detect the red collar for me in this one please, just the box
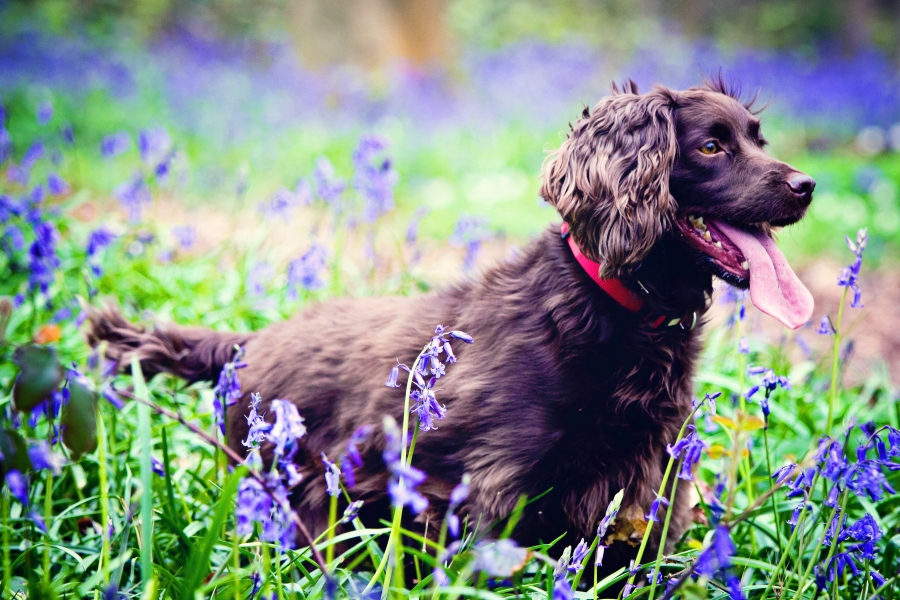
[560,223,695,330]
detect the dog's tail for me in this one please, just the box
[85,305,255,384]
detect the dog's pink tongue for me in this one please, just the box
[713,220,814,329]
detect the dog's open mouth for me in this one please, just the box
[675,214,814,330]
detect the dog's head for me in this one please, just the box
[540,78,814,329]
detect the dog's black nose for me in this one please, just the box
[786,173,816,204]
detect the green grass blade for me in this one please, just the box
[179,465,247,600]
[132,357,154,591]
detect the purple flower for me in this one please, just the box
[472,539,528,577]
[246,262,273,297]
[410,388,446,432]
[172,225,197,250]
[235,478,273,536]
[0,129,10,164]
[387,462,429,514]
[138,128,171,165]
[552,578,574,600]
[695,524,742,599]
[242,392,270,450]
[37,102,53,125]
[847,460,895,502]
[342,500,364,523]
[113,174,151,222]
[667,425,707,480]
[269,399,307,458]
[5,470,28,505]
[385,365,402,388]
[845,513,881,559]
[352,135,398,222]
[101,131,131,158]
[212,347,247,435]
[258,188,297,220]
[151,457,165,477]
[47,172,69,196]
[28,220,60,295]
[817,315,834,335]
[646,492,669,522]
[28,441,62,474]
[838,228,867,308]
[446,474,470,537]
[61,126,74,145]
[771,464,798,485]
[100,381,124,409]
[287,243,327,298]
[322,453,342,497]
[450,217,489,272]
[312,157,346,206]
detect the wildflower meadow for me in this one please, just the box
[2,5,900,600]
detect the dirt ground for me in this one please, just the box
[92,196,899,390]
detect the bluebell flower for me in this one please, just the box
[312,157,346,207]
[258,188,297,220]
[838,228,867,308]
[246,262,273,297]
[61,125,74,145]
[387,462,429,514]
[86,226,117,277]
[100,381,124,409]
[817,315,834,335]
[22,141,45,169]
[646,492,669,522]
[845,513,881,559]
[667,424,708,480]
[738,336,749,355]
[345,424,372,468]
[212,347,247,435]
[287,243,327,299]
[321,453,342,497]
[772,463,799,485]
[138,128,171,165]
[235,478,273,536]
[28,441,62,474]
[352,135,398,222]
[385,365,403,388]
[269,399,307,459]
[1,225,24,256]
[446,474,470,537]
[695,525,743,599]
[450,217,489,272]
[552,578,574,600]
[471,538,529,577]
[37,102,53,125]
[242,392,270,450]
[342,500,364,523]
[871,569,886,588]
[5,470,28,505]
[0,128,10,164]
[47,172,69,196]
[847,460,895,502]
[114,174,151,222]
[172,225,196,250]
[28,220,60,295]
[101,131,131,158]
[151,457,165,477]
[822,508,845,546]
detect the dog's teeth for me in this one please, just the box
[714,241,723,249]
[741,260,750,269]
[702,230,712,242]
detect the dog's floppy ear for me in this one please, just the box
[541,85,679,279]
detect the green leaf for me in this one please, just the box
[178,465,247,600]
[0,427,32,477]
[12,345,63,412]
[62,379,98,460]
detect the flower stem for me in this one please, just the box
[764,427,783,555]
[2,488,9,597]
[42,472,53,587]
[97,410,111,586]
[326,493,338,565]
[648,460,682,600]
[826,287,848,432]
[626,404,703,590]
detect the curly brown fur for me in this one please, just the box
[87,79,815,582]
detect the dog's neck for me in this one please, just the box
[624,234,714,320]
[560,224,713,326]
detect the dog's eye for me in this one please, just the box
[699,141,720,155]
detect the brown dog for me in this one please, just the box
[88,77,815,577]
